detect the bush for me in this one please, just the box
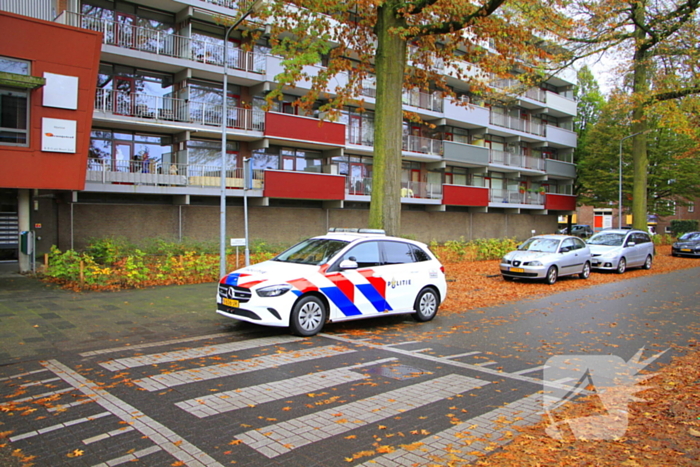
[430,237,518,262]
[670,220,698,237]
[652,234,674,246]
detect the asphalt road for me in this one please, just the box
[1,267,698,466]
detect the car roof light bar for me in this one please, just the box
[328,228,386,235]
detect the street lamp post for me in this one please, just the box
[219,0,264,279]
[618,132,644,229]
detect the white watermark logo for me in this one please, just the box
[543,347,668,440]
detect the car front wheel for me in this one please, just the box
[580,261,591,279]
[545,266,558,285]
[643,255,653,270]
[616,257,627,274]
[412,287,439,322]
[290,295,326,337]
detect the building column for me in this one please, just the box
[18,189,31,273]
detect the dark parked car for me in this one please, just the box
[558,225,594,238]
[672,231,700,257]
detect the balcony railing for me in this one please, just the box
[86,159,264,188]
[346,177,372,196]
[60,11,265,73]
[402,181,443,200]
[94,89,265,131]
[490,112,545,136]
[490,189,544,205]
[491,78,546,103]
[403,89,443,112]
[403,135,443,155]
[346,131,374,147]
[489,150,545,171]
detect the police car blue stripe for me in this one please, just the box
[356,283,390,312]
[223,274,241,286]
[320,287,362,317]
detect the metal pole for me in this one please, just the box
[219,1,262,277]
[244,158,250,266]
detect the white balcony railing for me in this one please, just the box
[401,181,443,200]
[403,89,443,112]
[60,11,265,74]
[489,150,545,171]
[86,160,264,189]
[490,112,545,136]
[94,89,265,131]
[403,135,443,155]
[490,189,544,205]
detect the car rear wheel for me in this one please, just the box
[545,266,558,285]
[290,295,326,337]
[580,261,591,279]
[412,287,439,322]
[643,255,653,270]
[616,257,627,274]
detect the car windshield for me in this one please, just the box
[679,232,700,241]
[588,233,625,246]
[273,238,350,265]
[518,238,560,253]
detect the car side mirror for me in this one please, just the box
[560,246,571,253]
[626,241,636,247]
[339,259,358,270]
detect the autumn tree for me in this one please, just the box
[565,0,700,230]
[572,65,605,196]
[254,0,570,236]
[578,92,700,216]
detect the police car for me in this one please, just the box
[217,229,447,336]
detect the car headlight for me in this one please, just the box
[256,284,292,297]
[501,257,511,264]
[525,261,543,266]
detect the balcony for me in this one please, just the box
[545,158,576,179]
[86,159,264,189]
[403,135,443,156]
[490,112,545,137]
[443,141,489,165]
[489,150,545,172]
[491,78,546,103]
[265,112,345,146]
[402,181,442,200]
[443,99,490,127]
[402,89,443,112]
[94,89,265,131]
[490,189,544,206]
[263,170,345,200]
[59,11,265,74]
[545,125,577,148]
[442,185,489,207]
[545,193,577,211]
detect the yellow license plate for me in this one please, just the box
[222,298,239,308]
[682,248,691,252]
[510,267,524,273]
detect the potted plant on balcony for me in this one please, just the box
[518,185,526,194]
[538,186,546,195]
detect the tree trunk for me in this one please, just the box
[631,0,649,231]
[369,3,406,237]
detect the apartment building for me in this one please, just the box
[1,0,578,259]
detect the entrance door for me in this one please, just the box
[114,142,133,172]
[114,77,135,116]
[116,13,136,49]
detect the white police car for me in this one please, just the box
[217,229,447,336]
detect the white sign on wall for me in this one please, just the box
[41,118,77,153]
[43,72,79,110]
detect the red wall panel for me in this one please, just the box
[545,194,577,211]
[0,12,102,191]
[265,112,345,146]
[442,185,489,207]
[263,170,345,200]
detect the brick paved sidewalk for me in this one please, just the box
[0,262,225,365]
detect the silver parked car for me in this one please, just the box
[500,235,591,285]
[587,229,654,273]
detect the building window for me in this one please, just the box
[689,202,695,213]
[0,88,28,146]
[0,56,29,75]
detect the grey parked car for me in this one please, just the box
[500,235,591,285]
[587,229,654,273]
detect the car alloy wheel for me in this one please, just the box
[290,295,326,337]
[643,255,653,270]
[580,261,591,279]
[545,266,558,285]
[616,257,627,274]
[412,287,439,322]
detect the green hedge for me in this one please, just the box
[670,220,698,237]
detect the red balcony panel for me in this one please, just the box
[263,170,345,200]
[265,112,345,146]
[545,193,577,211]
[442,185,489,207]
